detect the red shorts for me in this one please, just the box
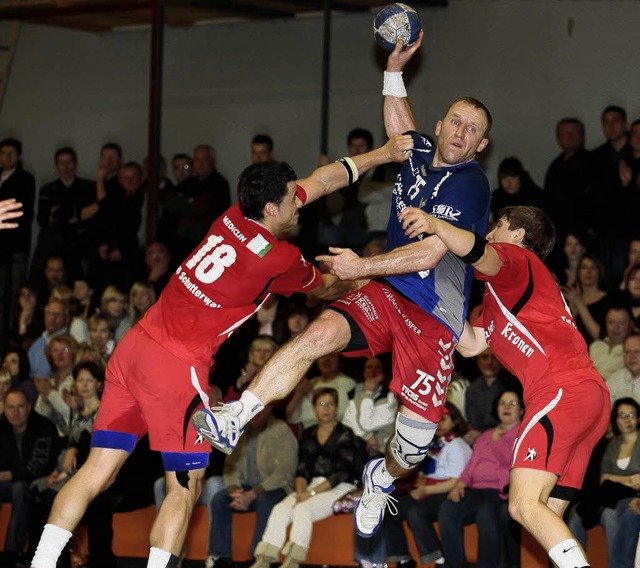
[329,281,454,423]
[511,379,610,494]
[94,325,212,456]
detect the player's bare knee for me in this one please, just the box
[298,312,350,355]
[508,496,531,525]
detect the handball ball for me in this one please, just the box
[373,3,422,52]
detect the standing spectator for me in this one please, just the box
[27,299,70,379]
[170,153,192,186]
[0,138,35,351]
[589,306,634,381]
[0,389,59,568]
[250,388,359,568]
[463,349,505,446]
[438,390,524,568]
[607,333,640,404]
[491,157,543,222]
[33,256,67,315]
[10,283,43,351]
[587,106,633,284]
[144,241,173,296]
[543,118,589,251]
[31,147,93,282]
[207,404,297,568]
[161,144,230,262]
[250,134,275,164]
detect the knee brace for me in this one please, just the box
[389,413,437,469]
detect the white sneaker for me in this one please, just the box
[204,555,215,568]
[354,458,398,537]
[192,402,244,455]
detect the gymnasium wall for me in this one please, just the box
[1,0,638,204]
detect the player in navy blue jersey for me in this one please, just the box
[193,32,492,540]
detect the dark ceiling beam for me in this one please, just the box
[165,0,295,20]
[0,1,152,21]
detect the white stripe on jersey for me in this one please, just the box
[486,283,546,355]
[511,388,563,468]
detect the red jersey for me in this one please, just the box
[475,243,604,402]
[139,203,321,365]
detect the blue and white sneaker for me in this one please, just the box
[354,458,398,537]
[191,402,244,455]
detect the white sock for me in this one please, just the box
[31,524,73,568]
[371,459,396,487]
[548,539,589,568]
[237,390,264,428]
[148,547,172,568]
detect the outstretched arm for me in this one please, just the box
[308,272,368,301]
[384,31,423,137]
[297,134,413,205]
[0,199,23,229]
[400,207,502,276]
[456,322,488,357]
[317,236,448,281]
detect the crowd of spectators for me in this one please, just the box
[1,103,640,567]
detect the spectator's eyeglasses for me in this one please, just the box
[499,400,519,407]
[617,412,638,420]
[316,401,336,407]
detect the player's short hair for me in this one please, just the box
[601,105,626,122]
[499,206,555,261]
[347,128,374,150]
[251,134,274,151]
[446,97,493,136]
[55,146,77,163]
[237,160,297,221]
[556,117,585,137]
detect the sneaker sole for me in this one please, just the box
[191,409,236,455]
[353,459,384,538]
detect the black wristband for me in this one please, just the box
[456,233,488,264]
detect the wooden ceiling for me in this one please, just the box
[0,0,448,33]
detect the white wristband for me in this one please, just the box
[383,71,407,97]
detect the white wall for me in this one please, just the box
[2,0,639,200]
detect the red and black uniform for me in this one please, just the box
[94,203,321,469]
[476,243,609,497]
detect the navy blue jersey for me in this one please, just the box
[385,132,491,339]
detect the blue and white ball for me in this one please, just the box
[373,3,422,52]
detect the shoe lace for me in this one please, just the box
[364,486,398,517]
[210,403,242,438]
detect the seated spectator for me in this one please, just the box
[28,362,106,563]
[0,389,59,568]
[610,496,640,568]
[49,285,89,344]
[33,256,67,313]
[619,238,640,291]
[72,278,96,321]
[74,341,107,368]
[491,157,544,222]
[224,335,278,402]
[568,397,640,563]
[251,388,359,568]
[28,298,70,379]
[608,333,640,404]
[144,242,172,296]
[463,348,505,446]
[286,354,355,430]
[10,283,42,352]
[548,232,587,287]
[0,369,11,414]
[87,313,115,362]
[342,356,397,457]
[33,334,79,439]
[438,389,524,568]
[589,306,633,381]
[562,253,612,344]
[622,264,640,331]
[207,403,297,568]
[98,285,127,331]
[115,281,156,343]
[384,402,471,568]
[1,343,35,404]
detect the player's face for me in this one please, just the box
[486,217,520,246]
[616,403,638,434]
[434,102,489,167]
[274,182,300,234]
[624,337,640,376]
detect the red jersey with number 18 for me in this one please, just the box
[139,203,321,365]
[475,243,605,402]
